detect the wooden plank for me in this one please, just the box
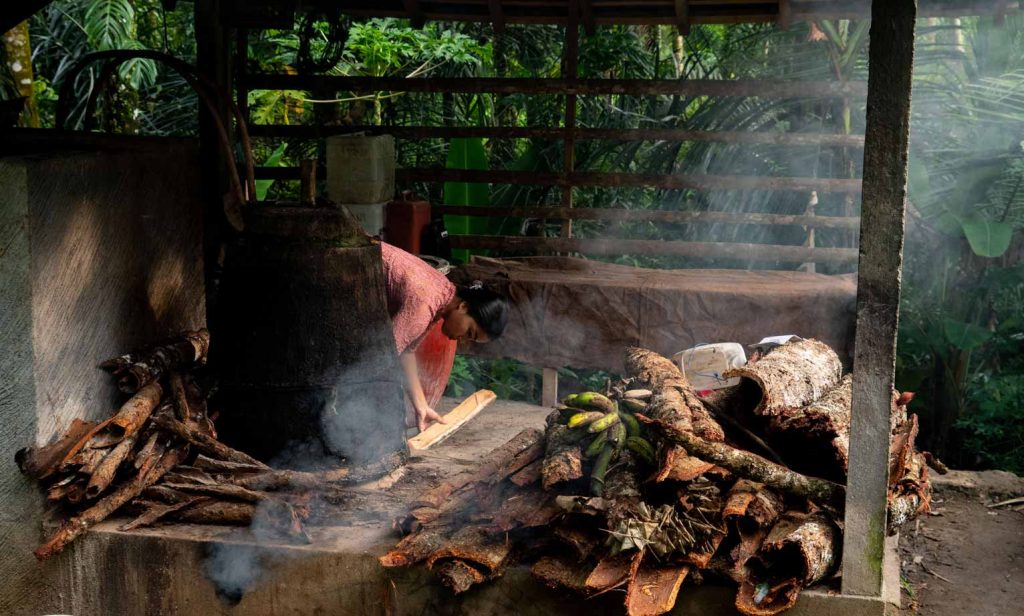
[542,369,559,408]
[248,124,866,147]
[488,0,505,32]
[842,0,917,598]
[674,0,691,35]
[433,205,861,229]
[562,1,580,238]
[408,390,497,451]
[243,74,869,98]
[449,235,859,263]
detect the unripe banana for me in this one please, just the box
[567,411,604,429]
[590,445,614,497]
[584,431,609,459]
[620,398,647,414]
[572,392,617,414]
[609,423,627,451]
[625,437,657,466]
[587,412,621,433]
[618,412,641,438]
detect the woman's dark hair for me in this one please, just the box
[456,283,509,340]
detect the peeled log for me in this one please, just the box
[735,512,839,616]
[723,339,842,417]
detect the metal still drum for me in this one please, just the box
[210,205,407,467]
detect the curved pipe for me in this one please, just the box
[55,49,256,208]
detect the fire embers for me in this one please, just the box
[383,339,940,616]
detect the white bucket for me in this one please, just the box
[673,343,747,391]
[341,202,388,237]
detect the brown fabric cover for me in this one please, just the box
[451,257,856,373]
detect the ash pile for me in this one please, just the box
[18,330,402,561]
[382,339,940,616]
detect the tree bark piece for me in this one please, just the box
[153,415,267,467]
[735,511,839,616]
[638,415,845,507]
[437,559,488,594]
[625,563,690,616]
[172,500,256,525]
[35,446,189,560]
[100,328,210,393]
[585,553,638,592]
[191,454,267,475]
[722,338,843,417]
[85,434,138,498]
[108,382,164,440]
[120,496,209,531]
[541,425,584,491]
[162,482,267,503]
[425,526,512,574]
[16,419,97,480]
[531,555,591,593]
[379,528,449,568]
[231,450,405,491]
[721,480,784,581]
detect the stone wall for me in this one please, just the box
[0,134,206,615]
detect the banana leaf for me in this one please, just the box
[443,137,490,264]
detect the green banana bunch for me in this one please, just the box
[562,392,617,414]
[583,431,609,459]
[618,411,641,438]
[620,398,647,414]
[587,412,620,433]
[590,445,614,496]
[625,436,657,466]
[567,411,604,429]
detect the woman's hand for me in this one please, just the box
[414,402,447,432]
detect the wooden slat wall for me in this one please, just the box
[234,16,869,265]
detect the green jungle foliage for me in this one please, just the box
[12,5,1023,471]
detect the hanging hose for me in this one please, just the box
[55,49,257,226]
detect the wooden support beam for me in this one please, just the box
[562,0,580,238]
[448,235,859,263]
[487,0,505,33]
[408,390,497,451]
[579,0,596,35]
[842,0,918,598]
[243,74,869,98]
[674,0,691,35]
[248,124,866,147]
[403,0,425,28]
[433,204,861,229]
[542,369,559,408]
[778,0,793,30]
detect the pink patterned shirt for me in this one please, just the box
[380,242,456,354]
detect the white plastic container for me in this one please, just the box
[672,343,747,391]
[340,202,388,237]
[326,134,395,204]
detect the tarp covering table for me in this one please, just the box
[450,257,857,374]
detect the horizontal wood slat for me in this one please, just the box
[448,234,859,262]
[434,205,861,229]
[244,74,868,98]
[248,124,865,147]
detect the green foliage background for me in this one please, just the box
[14,5,1023,472]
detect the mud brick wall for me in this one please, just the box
[0,135,206,615]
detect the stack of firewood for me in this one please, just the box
[381,339,939,616]
[18,330,400,560]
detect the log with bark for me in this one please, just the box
[722,338,843,417]
[100,328,210,393]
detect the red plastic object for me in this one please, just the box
[385,190,431,255]
[414,320,457,408]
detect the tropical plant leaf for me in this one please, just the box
[959,217,1014,257]
[443,137,489,263]
[255,142,288,201]
[942,318,993,350]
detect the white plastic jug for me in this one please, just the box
[672,343,747,391]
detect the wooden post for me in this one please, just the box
[542,368,559,407]
[561,1,579,240]
[800,190,818,273]
[842,0,917,598]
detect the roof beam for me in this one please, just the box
[402,0,425,28]
[674,0,691,35]
[487,0,505,33]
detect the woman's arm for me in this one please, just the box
[400,352,447,432]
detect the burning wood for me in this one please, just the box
[384,339,934,616]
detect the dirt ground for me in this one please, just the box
[898,471,1024,615]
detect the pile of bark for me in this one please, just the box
[381,339,939,615]
[18,330,400,560]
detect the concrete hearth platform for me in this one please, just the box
[49,399,899,615]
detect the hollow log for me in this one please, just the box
[721,480,784,580]
[735,511,840,616]
[767,374,851,482]
[35,446,189,560]
[100,328,210,393]
[722,339,843,417]
[85,434,138,498]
